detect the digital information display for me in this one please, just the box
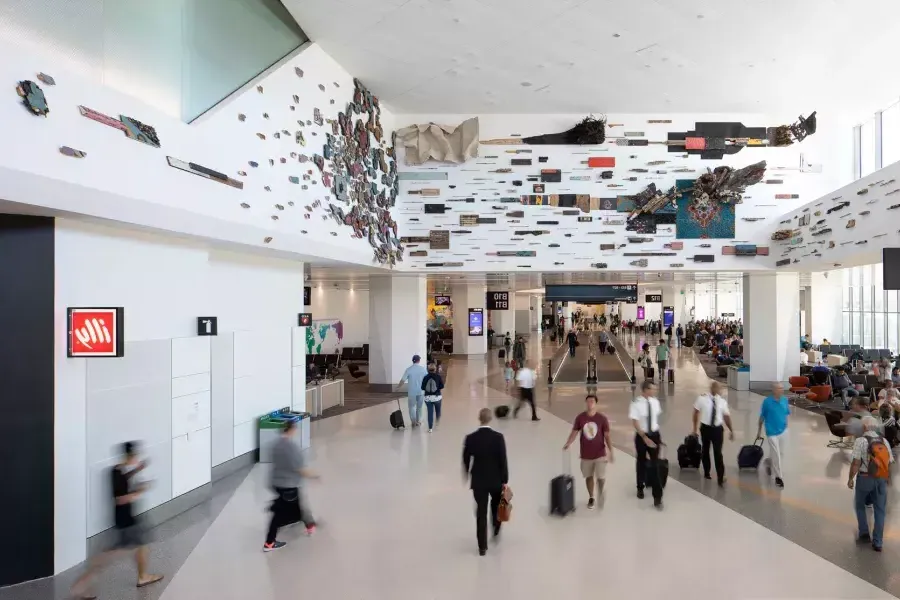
[486,291,510,310]
[544,284,637,303]
[434,295,451,306]
[637,306,645,320]
[663,306,674,327]
[468,308,484,336]
[645,294,662,303]
[304,286,311,306]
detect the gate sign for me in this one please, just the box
[645,294,663,303]
[486,291,510,310]
[67,307,125,357]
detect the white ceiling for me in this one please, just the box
[283,0,900,114]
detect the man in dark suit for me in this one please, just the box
[463,408,509,556]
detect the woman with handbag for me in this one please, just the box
[421,363,444,433]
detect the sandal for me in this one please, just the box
[136,574,164,588]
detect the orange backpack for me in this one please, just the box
[867,436,892,479]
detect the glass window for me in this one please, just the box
[889,290,898,313]
[864,312,873,348]
[852,313,863,345]
[861,118,876,177]
[883,101,900,168]
[843,312,851,344]
[852,286,861,311]
[889,313,899,354]
[875,264,885,311]
[875,312,886,349]
[863,287,873,312]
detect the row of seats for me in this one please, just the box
[820,345,893,362]
[340,345,369,363]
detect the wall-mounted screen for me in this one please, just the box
[468,308,484,336]
[434,295,451,306]
[663,306,674,327]
[884,249,900,290]
[304,286,311,306]
[544,284,637,303]
[637,306,645,320]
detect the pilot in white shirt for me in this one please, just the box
[691,381,734,486]
[629,380,664,508]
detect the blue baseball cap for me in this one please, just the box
[412,355,421,363]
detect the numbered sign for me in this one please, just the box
[486,291,510,310]
[197,317,218,336]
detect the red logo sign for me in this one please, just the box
[68,308,123,357]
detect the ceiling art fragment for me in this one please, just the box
[17,80,48,116]
[394,117,479,165]
[481,115,606,146]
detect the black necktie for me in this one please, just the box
[646,399,652,433]
[710,396,717,427]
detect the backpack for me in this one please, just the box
[424,376,439,395]
[866,435,892,479]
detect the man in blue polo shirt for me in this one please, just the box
[757,382,790,488]
[399,355,427,427]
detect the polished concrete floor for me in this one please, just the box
[6,331,900,599]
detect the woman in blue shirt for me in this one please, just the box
[756,382,790,488]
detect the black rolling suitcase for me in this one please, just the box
[677,435,702,469]
[668,368,674,384]
[494,405,510,419]
[738,437,765,469]
[498,348,506,359]
[389,398,405,430]
[550,453,575,516]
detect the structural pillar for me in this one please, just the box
[743,273,800,390]
[452,283,488,356]
[809,271,843,344]
[491,289,515,347]
[530,295,543,331]
[368,275,427,390]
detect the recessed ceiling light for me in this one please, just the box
[520,81,532,87]
[612,33,621,38]
[697,14,704,18]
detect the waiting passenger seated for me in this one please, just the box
[833,369,859,409]
[880,403,899,448]
[810,361,831,386]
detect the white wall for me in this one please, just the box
[0,39,394,267]
[392,112,844,273]
[309,287,370,348]
[54,219,304,572]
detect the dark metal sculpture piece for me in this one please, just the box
[17,80,48,116]
[166,156,243,189]
[59,146,86,158]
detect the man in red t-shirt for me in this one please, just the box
[563,394,614,509]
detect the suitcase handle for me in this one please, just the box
[562,450,572,475]
[754,436,764,446]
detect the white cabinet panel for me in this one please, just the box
[233,420,256,457]
[172,428,211,498]
[171,336,211,378]
[171,390,211,438]
[171,372,210,398]
[291,326,306,366]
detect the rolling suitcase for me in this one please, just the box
[677,435,702,469]
[649,444,669,489]
[668,368,675,384]
[550,453,575,516]
[389,398,405,430]
[738,437,765,469]
[494,405,510,419]
[498,348,506,359]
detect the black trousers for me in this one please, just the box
[266,487,314,544]
[634,431,663,501]
[515,387,537,419]
[700,424,725,483]
[473,488,502,551]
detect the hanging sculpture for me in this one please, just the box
[481,114,607,145]
[17,80,49,116]
[393,117,479,165]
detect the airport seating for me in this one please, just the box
[789,376,810,399]
[806,385,832,403]
[824,410,853,449]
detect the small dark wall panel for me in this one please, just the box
[0,215,55,586]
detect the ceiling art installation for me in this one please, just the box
[394,117,479,165]
[35,72,55,86]
[78,106,160,148]
[666,113,816,160]
[16,80,49,116]
[59,146,86,158]
[481,115,607,146]
[167,157,243,189]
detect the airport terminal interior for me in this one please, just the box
[6,1,900,599]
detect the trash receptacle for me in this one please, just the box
[282,410,311,450]
[258,412,299,463]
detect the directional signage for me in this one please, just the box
[486,291,510,310]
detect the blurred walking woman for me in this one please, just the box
[422,362,445,432]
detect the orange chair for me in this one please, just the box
[806,385,832,403]
[789,376,810,399]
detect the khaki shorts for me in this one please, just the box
[580,458,608,479]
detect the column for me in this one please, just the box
[530,295,543,330]
[452,283,488,356]
[809,271,843,344]
[368,275,427,390]
[743,273,800,389]
[491,290,516,348]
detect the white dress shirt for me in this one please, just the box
[629,395,662,432]
[516,367,535,389]
[693,393,730,427]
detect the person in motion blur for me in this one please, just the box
[563,394,614,509]
[848,415,892,552]
[399,354,427,427]
[692,381,734,486]
[263,419,319,551]
[463,408,509,556]
[421,362,445,433]
[757,382,790,489]
[70,441,164,599]
[514,361,540,421]
[566,329,578,357]
[630,380,664,509]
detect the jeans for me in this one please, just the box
[569,342,576,357]
[855,476,888,547]
[700,424,725,483]
[635,431,663,502]
[408,394,424,424]
[425,399,442,429]
[840,387,860,407]
[676,336,683,347]
[472,488,502,552]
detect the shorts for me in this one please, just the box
[115,522,149,549]
[580,457,608,479]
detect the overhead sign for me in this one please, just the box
[645,294,662,303]
[304,286,311,306]
[486,291,510,310]
[197,317,218,336]
[544,284,637,304]
[721,312,736,317]
[434,295,451,306]
[67,307,125,358]
[298,313,312,326]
